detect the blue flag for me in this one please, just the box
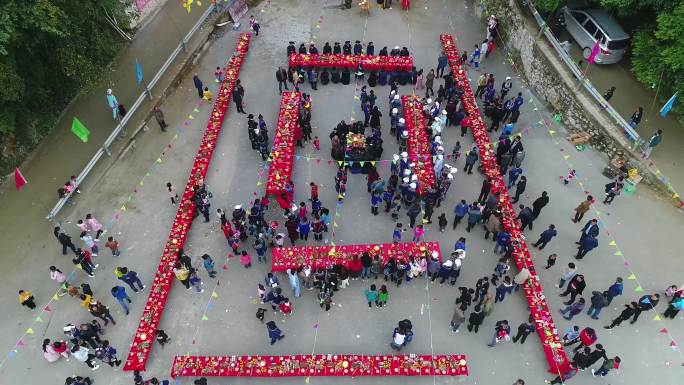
[135,59,143,86]
[660,93,677,117]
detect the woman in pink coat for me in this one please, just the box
[85,213,104,239]
[42,339,68,362]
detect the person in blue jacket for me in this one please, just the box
[575,236,598,259]
[266,321,285,345]
[452,200,469,229]
[494,231,511,254]
[605,277,623,305]
[533,224,557,250]
[110,286,131,315]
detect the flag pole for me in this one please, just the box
[648,68,666,117]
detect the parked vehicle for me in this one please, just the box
[561,7,630,64]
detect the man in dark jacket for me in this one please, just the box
[533,224,557,249]
[478,177,492,203]
[512,315,535,344]
[275,67,288,93]
[604,302,637,329]
[232,79,246,114]
[516,204,534,231]
[576,236,598,259]
[584,344,608,368]
[192,74,203,98]
[572,346,592,369]
[630,294,660,324]
[531,191,549,219]
[578,219,599,244]
[587,291,609,319]
[467,305,485,333]
[560,274,586,305]
[58,231,78,255]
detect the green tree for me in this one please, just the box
[630,1,684,119]
[0,0,131,171]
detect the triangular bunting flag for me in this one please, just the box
[660,327,668,333]
[371,161,376,166]
[222,264,228,270]
[193,108,200,113]
[35,316,43,323]
[614,250,623,256]
[335,212,340,217]
[14,168,28,190]
[359,161,365,167]
[201,315,209,321]
[338,161,343,166]
[52,294,59,300]
[256,181,262,186]
[651,314,660,320]
[548,130,556,135]
[211,291,218,298]
[627,274,636,280]
[634,286,643,292]
[670,340,676,346]
[609,240,616,246]
[188,115,195,120]
[333,222,338,227]
[563,155,570,160]
[121,205,127,212]
[26,328,34,334]
[44,306,52,312]
[16,339,24,347]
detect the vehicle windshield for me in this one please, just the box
[607,38,629,50]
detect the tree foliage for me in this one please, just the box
[0,0,131,168]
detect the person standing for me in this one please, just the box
[605,277,623,305]
[436,52,448,78]
[512,316,535,344]
[603,86,616,102]
[450,305,466,333]
[202,254,217,278]
[587,291,609,319]
[531,191,549,219]
[465,202,482,232]
[467,305,485,333]
[275,67,288,93]
[560,298,586,320]
[192,74,204,98]
[287,269,301,298]
[630,293,660,324]
[154,107,168,131]
[364,284,379,308]
[573,196,593,223]
[592,356,620,377]
[174,263,191,290]
[71,345,99,370]
[487,319,511,347]
[105,89,118,120]
[544,363,578,384]
[604,302,637,329]
[425,69,435,97]
[578,219,599,244]
[232,79,246,114]
[641,129,663,159]
[533,224,557,249]
[511,176,526,204]
[560,274,586,305]
[19,290,36,310]
[629,106,643,128]
[516,204,533,231]
[575,235,598,259]
[266,321,285,345]
[57,229,78,255]
[120,267,145,293]
[110,286,132,315]
[105,237,120,257]
[603,178,624,205]
[557,262,577,288]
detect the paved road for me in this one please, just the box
[0,1,682,385]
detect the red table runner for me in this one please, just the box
[439,34,570,374]
[401,96,437,195]
[122,33,251,372]
[265,91,300,196]
[170,354,468,377]
[271,242,441,272]
[289,53,413,71]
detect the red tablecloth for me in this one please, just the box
[289,54,413,71]
[440,33,570,375]
[271,242,441,272]
[122,33,252,372]
[265,91,301,196]
[171,354,468,377]
[401,96,437,195]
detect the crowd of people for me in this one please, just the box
[22,11,682,385]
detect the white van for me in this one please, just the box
[562,7,630,64]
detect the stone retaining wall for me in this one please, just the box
[472,0,665,192]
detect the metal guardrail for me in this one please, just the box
[47,4,216,221]
[522,2,642,146]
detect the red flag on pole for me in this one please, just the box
[14,168,27,190]
[587,41,600,64]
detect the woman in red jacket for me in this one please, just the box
[348,255,363,280]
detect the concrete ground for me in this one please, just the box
[1,1,682,385]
